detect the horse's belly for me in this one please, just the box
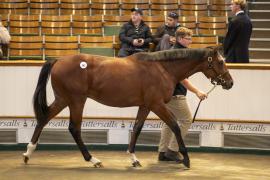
[89,93,142,107]
[88,86,143,107]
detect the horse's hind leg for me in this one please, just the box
[68,100,103,168]
[128,106,150,167]
[23,99,66,164]
[150,103,190,169]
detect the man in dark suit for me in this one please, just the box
[223,0,252,63]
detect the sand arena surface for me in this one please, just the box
[0,151,269,180]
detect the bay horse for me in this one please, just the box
[23,46,233,169]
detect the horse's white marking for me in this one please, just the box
[130,153,139,162]
[90,156,101,164]
[80,62,87,69]
[23,142,37,157]
[127,150,139,163]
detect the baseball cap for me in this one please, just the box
[168,12,179,19]
[131,8,143,15]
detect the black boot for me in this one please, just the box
[158,152,173,161]
[164,149,183,163]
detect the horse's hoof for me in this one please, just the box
[132,160,142,167]
[183,158,190,170]
[94,162,104,168]
[23,155,29,164]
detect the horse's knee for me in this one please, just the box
[68,123,78,134]
[133,122,144,133]
[68,124,73,133]
[36,122,47,129]
[171,123,181,135]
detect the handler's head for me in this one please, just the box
[175,27,193,48]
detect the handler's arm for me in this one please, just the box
[181,79,207,100]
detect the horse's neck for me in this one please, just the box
[160,59,202,82]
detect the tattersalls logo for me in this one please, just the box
[0,120,20,127]
[190,123,216,131]
[226,124,266,133]
[30,119,119,129]
[129,121,163,129]
[81,120,118,128]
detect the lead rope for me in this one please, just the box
[192,84,217,123]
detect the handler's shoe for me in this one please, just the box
[158,152,172,161]
[164,149,183,163]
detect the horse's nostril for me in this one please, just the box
[228,81,233,88]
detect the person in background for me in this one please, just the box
[158,27,208,162]
[153,12,180,51]
[0,18,11,60]
[223,0,252,63]
[118,8,153,57]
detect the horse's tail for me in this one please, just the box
[33,60,56,124]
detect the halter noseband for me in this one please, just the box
[207,56,229,85]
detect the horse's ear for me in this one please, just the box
[206,45,221,52]
[204,46,217,58]
[207,45,224,56]
[216,45,223,51]
[206,46,215,50]
[214,45,225,57]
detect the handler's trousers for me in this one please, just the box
[158,95,192,152]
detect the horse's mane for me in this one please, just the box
[135,48,211,62]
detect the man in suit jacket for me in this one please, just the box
[223,0,252,63]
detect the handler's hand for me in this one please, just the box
[196,90,207,100]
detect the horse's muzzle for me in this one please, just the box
[222,80,233,90]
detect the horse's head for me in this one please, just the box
[201,46,233,90]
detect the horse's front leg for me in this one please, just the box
[151,103,190,169]
[128,106,150,167]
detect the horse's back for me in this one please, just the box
[50,53,174,107]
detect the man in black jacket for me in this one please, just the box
[118,8,153,57]
[153,12,180,51]
[223,0,252,63]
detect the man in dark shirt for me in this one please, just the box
[118,8,153,57]
[223,0,252,63]
[153,12,180,51]
[158,27,207,162]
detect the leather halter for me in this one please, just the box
[207,56,229,85]
[193,55,229,123]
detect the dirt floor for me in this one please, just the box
[0,151,269,180]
